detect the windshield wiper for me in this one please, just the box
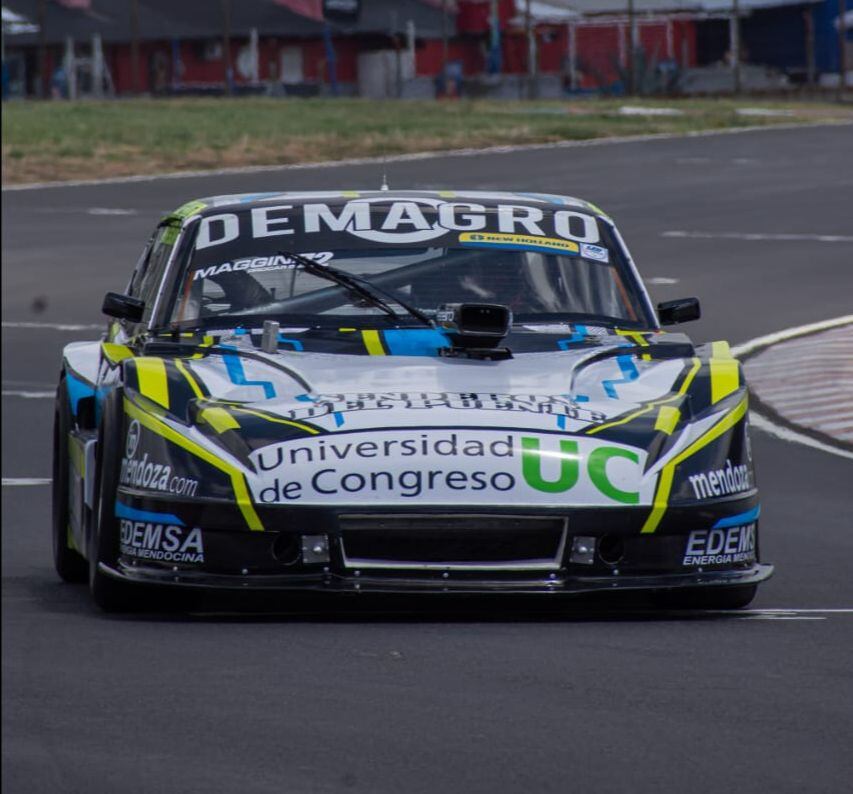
[279,251,433,327]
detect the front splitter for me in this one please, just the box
[101,561,773,595]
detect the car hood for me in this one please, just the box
[184,344,689,435]
[164,344,702,509]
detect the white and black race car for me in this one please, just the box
[53,190,771,610]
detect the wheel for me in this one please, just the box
[52,377,88,583]
[89,388,139,612]
[655,584,757,610]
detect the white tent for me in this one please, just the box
[2,6,39,35]
[543,0,822,15]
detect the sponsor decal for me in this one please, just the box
[195,200,601,250]
[458,232,581,256]
[121,422,199,497]
[192,252,333,281]
[280,392,607,425]
[119,520,205,564]
[688,459,752,500]
[580,243,609,262]
[682,524,756,567]
[249,429,649,506]
[125,419,140,458]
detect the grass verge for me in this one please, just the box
[2,96,851,185]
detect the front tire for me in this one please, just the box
[52,377,88,583]
[89,388,139,612]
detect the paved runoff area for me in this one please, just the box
[3,124,853,794]
[745,324,853,446]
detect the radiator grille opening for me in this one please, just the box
[339,514,567,571]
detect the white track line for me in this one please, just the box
[2,390,53,398]
[755,609,853,613]
[2,478,51,486]
[663,231,853,242]
[3,121,849,192]
[732,315,853,358]
[733,316,853,460]
[749,404,853,460]
[2,321,103,331]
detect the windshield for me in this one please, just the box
[164,201,652,330]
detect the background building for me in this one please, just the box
[2,0,850,99]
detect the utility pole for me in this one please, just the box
[627,0,636,96]
[130,0,140,94]
[64,35,76,99]
[730,0,741,95]
[92,33,104,98]
[525,0,535,99]
[37,0,47,98]
[222,0,232,95]
[839,0,847,100]
[441,0,448,80]
[804,6,815,88]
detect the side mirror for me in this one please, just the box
[102,292,145,323]
[658,297,701,325]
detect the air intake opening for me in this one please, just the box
[598,534,625,566]
[271,533,301,566]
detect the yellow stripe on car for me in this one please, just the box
[654,405,681,435]
[587,357,700,436]
[640,397,748,534]
[227,405,321,435]
[615,329,649,347]
[124,399,264,532]
[135,358,170,409]
[69,435,86,477]
[616,328,651,360]
[172,199,207,219]
[710,340,740,404]
[67,524,79,552]
[585,201,611,220]
[174,359,205,398]
[199,406,240,434]
[162,226,180,245]
[102,343,134,366]
[190,335,215,360]
[362,330,386,356]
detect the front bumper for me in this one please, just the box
[112,492,769,595]
[99,561,773,594]
[102,559,772,594]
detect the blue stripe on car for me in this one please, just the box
[114,501,184,526]
[712,505,761,529]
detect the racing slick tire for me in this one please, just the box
[654,583,758,610]
[52,377,88,583]
[89,388,139,612]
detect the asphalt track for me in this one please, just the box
[3,124,853,794]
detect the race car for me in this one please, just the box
[53,190,771,610]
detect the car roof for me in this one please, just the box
[165,190,610,223]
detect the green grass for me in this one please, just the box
[2,96,850,184]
